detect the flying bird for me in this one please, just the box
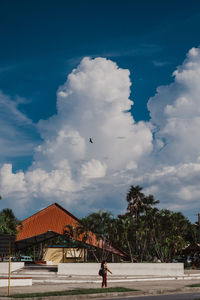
[89,138,93,143]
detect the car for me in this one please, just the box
[3,256,17,262]
[20,255,33,262]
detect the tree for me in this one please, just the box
[0,208,21,235]
[126,185,159,220]
[120,185,160,261]
[115,215,136,262]
[64,211,114,262]
[62,184,196,263]
[147,209,194,262]
[80,211,114,261]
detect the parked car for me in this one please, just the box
[20,255,33,262]
[3,256,17,262]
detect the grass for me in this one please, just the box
[187,283,200,287]
[6,287,137,298]
[186,284,200,300]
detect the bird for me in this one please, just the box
[89,138,93,143]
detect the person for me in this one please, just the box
[101,260,112,288]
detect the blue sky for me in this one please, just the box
[1,0,200,222]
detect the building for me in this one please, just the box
[16,203,129,263]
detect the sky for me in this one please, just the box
[1,0,200,222]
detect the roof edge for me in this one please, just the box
[54,203,80,222]
[16,230,60,242]
[20,202,80,223]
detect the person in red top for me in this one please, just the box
[101,260,112,288]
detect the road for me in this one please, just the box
[98,293,200,300]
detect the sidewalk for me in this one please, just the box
[1,270,200,299]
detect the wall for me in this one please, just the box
[0,277,32,287]
[0,262,24,274]
[58,263,184,276]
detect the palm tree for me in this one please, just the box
[126,185,159,220]
[82,211,114,261]
[65,211,114,262]
[117,216,136,262]
[75,218,100,262]
[63,216,105,262]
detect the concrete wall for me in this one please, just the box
[0,277,32,287]
[58,263,184,276]
[0,262,24,274]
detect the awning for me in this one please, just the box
[15,230,59,250]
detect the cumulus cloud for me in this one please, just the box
[142,46,200,214]
[2,48,200,220]
[148,47,200,166]
[0,57,153,217]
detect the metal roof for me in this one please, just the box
[16,231,59,250]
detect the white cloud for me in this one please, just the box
[135,162,200,213]
[140,46,200,215]
[0,57,153,217]
[148,47,200,166]
[0,164,26,194]
[81,159,107,179]
[2,48,200,220]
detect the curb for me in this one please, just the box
[32,275,200,284]
[0,291,142,300]
[1,289,200,300]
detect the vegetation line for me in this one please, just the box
[5,287,137,298]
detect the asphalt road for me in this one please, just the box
[98,293,200,300]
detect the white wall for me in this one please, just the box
[0,262,24,274]
[0,278,32,287]
[58,263,184,276]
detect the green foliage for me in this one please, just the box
[187,283,200,287]
[83,185,196,263]
[81,211,113,238]
[63,184,196,263]
[0,208,21,235]
[66,211,115,262]
[126,185,159,219]
[145,209,193,262]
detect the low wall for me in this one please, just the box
[0,277,32,287]
[0,262,24,274]
[58,263,184,276]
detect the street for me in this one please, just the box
[99,293,200,300]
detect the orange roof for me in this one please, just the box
[16,203,79,241]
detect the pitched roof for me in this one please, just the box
[16,203,79,241]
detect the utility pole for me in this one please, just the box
[198,213,200,242]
